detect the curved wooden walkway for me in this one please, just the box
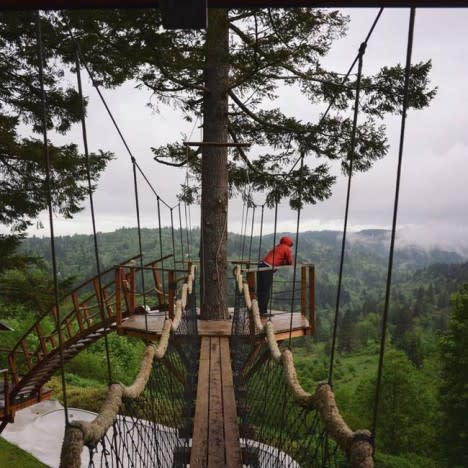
[0,254,176,430]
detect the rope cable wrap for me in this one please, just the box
[59,268,196,468]
[233,268,373,467]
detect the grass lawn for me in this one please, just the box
[0,437,47,467]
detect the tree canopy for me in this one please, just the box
[0,11,113,267]
[44,8,436,206]
[0,8,435,317]
[439,285,468,467]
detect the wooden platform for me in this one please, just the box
[0,387,53,419]
[190,336,241,467]
[117,311,310,341]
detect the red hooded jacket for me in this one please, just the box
[263,236,294,267]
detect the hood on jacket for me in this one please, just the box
[280,236,293,247]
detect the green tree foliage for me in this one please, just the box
[44,8,437,207]
[439,285,468,467]
[2,7,433,317]
[353,349,436,457]
[0,12,113,265]
[0,261,75,316]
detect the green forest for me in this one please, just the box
[0,6,464,465]
[1,227,467,467]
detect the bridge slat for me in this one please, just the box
[220,337,242,467]
[190,337,210,467]
[208,337,225,467]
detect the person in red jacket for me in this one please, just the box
[257,236,294,316]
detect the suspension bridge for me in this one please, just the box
[0,0,459,466]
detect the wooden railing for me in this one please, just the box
[242,263,316,335]
[7,255,139,385]
[6,254,185,386]
[1,254,198,430]
[115,260,194,327]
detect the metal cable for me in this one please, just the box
[268,201,279,320]
[178,204,185,268]
[257,204,265,264]
[156,197,167,319]
[35,10,68,424]
[288,8,384,174]
[247,205,256,268]
[372,7,416,447]
[328,41,366,387]
[132,161,148,331]
[288,153,305,349]
[170,207,176,266]
[75,49,113,383]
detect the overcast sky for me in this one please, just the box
[29,7,468,251]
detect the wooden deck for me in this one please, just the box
[117,311,310,341]
[0,387,53,419]
[190,336,242,467]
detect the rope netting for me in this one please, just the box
[60,268,199,468]
[231,266,373,468]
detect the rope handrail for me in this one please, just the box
[59,266,196,468]
[233,266,373,467]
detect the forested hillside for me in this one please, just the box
[18,227,466,331]
[2,228,467,467]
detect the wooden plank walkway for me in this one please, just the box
[190,336,242,468]
[118,311,310,341]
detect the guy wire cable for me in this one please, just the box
[288,7,384,175]
[372,7,416,449]
[328,37,366,387]
[75,46,113,383]
[288,152,305,350]
[178,204,185,268]
[35,9,69,424]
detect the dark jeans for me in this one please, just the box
[257,262,274,316]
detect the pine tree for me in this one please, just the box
[0,12,113,270]
[1,9,435,318]
[439,286,468,467]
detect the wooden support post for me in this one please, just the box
[102,287,113,319]
[65,318,73,339]
[309,265,316,335]
[35,323,47,356]
[71,293,84,332]
[126,267,136,314]
[2,369,9,420]
[301,265,307,318]
[8,354,18,385]
[21,341,32,369]
[115,267,122,326]
[92,278,102,314]
[247,271,256,300]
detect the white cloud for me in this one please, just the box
[26,8,468,253]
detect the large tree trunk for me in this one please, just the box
[200,9,229,320]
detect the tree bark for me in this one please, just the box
[200,9,229,320]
